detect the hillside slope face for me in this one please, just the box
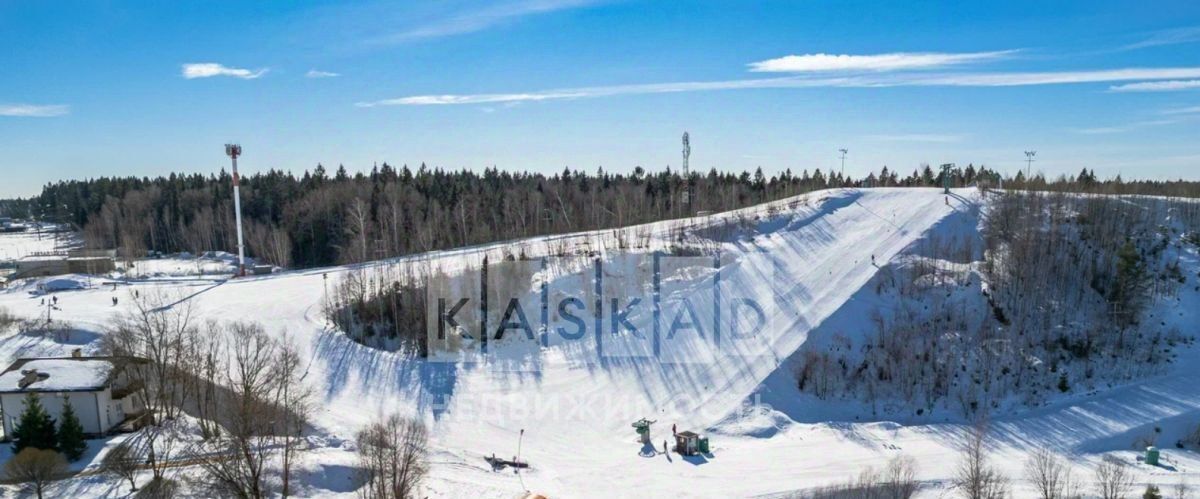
[2,187,1197,498]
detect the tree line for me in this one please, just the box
[0,162,1031,267]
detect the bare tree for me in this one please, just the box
[105,289,197,420]
[1024,447,1073,499]
[135,417,185,482]
[189,321,225,440]
[1175,476,1191,499]
[954,424,1010,499]
[196,322,279,498]
[101,439,143,492]
[355,414,429,499]
[883,454,920,499]
[0,305,17,332]
[799,455,918,499]
[1094,456,1133,499]
[192,322,311,498]
[5,448,67,499]
[276,334,313,498]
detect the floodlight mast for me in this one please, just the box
[225,143,247,277]
[682,132,691,205]
[839,148,848,181]
[1024,150,1037,183]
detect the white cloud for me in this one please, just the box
[0,104,69,117]
[867,133,964,143]
[182,63,268,80]
[748,51,1014,73]
[917,68,1200,87]
[1109,80,1200,92]
[306,69,340,78]
[366,0,605,45]
[360,67,1200,107]
[1162,105,1200,115]
[1123,26,1200,50]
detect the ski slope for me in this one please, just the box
[1,187,1197,498]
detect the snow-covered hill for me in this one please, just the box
[1,187,1197,498]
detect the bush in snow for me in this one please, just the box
[4,447,67,499]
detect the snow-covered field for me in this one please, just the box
[0,230,79,262]
[1,187,1197,498]
[121,251,265,278]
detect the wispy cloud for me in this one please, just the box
[360,67,1200,107]
[1162,105,1200,115]
[1109,80,1200,92]
[306,69,341,78]
[363,0,605,45]
[1073,119,1179,134]
[181,63,268,80]
[0,104,69,117]
[867,133,965,143]
[1123,26,1200,50]
[748,51,1014,73]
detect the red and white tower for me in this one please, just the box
[225,143,247,277]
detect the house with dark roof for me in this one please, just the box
[0,352,149,439]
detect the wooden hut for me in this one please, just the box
[675,431,700,456]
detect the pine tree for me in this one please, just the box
[56,400,87,461]
[1112,238,1149,327]
[10,393,57,453]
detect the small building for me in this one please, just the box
[0,354,149,439]
[675,430,701,456]
[12,249,116,280]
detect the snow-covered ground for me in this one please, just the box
[120,251,265,279]
[0,229,79,261]
[0,187,1197,498]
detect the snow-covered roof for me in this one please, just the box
[0,357,143,393]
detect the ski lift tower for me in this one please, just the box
[681,132,691,206]
[225,143,247,277]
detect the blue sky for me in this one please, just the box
[2,0,1199,198]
